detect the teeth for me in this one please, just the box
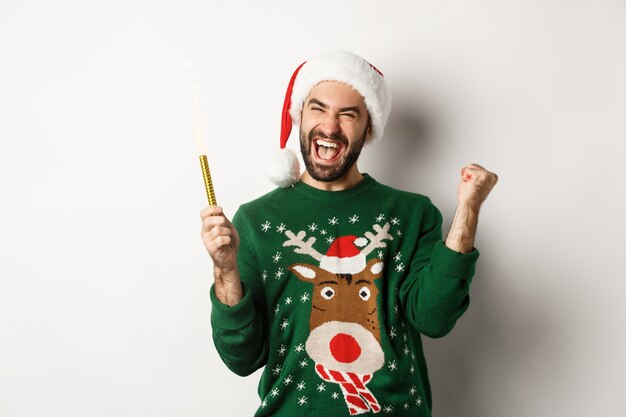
[316,139,338,148]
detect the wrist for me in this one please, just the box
[444,236,475,254]
[457,199,481,213]
[214,264,238,276]
[214,265,240,287]
[213,266,243,306]
[445,203,480,254]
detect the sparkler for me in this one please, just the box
[193,85,217,206]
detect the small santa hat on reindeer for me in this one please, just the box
[267,50,393,188]
[319,235,369,275]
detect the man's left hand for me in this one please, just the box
[457,163,498,208]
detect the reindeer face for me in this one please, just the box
[288,258,385,374]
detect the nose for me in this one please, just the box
[319,113,340,136]
[329,333,361,363]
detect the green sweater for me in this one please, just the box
[210,174,479,416]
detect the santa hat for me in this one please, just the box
[319,235,369,275]
[266,50,392,188]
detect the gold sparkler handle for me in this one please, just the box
[199,155,218,206]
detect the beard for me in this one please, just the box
[299,125,368,183]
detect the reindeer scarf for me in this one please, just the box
[315,364,381,415]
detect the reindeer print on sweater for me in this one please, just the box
[254,210,429,416]
[253,208,430,416]
[285,224,393,415]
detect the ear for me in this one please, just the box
[363,258,384,280]
[288,263,328,283]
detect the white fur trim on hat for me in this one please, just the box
[320,253,367,275]
[289,50,392,144]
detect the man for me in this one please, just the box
[200,50,497,416]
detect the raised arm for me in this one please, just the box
[445,164,498,253]
[399,164,497,338]
[200,206,269,376]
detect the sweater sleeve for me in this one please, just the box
[210,207,269,376]
[398,201,480,338]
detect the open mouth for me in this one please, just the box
[313,138,345,163]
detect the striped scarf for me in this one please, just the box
[315,364,381,415]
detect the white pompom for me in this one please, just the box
[266,148,301,188]
[354,237,368,247]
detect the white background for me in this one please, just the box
[1,1,624,416]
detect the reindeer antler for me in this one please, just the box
[360,223,394,256]
[283,230,323,261]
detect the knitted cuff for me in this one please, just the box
[431,240,480,279]
[210,282,255,331]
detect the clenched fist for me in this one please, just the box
[457,163,498,208]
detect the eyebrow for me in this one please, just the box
[308,98,362,115]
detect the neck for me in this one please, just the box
[300,165,364,191]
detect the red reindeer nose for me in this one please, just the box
[329,333,362,363]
